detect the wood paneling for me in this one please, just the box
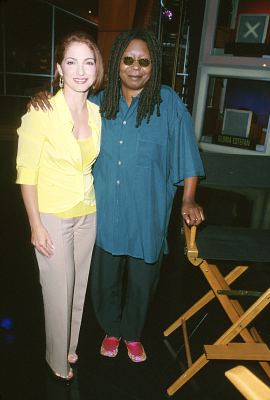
[98,0,137,68]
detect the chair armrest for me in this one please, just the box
[182,220,202,266]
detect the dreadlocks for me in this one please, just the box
[100,28,162,127]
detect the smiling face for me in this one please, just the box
[57,41,97,94]
[119,39,152,98]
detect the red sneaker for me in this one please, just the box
[124,341,147,363]
[100,335,121,358]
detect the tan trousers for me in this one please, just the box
[35,212,96,377]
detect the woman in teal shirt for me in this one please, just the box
[90,28,205,363]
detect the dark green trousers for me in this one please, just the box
[90,245,163,341]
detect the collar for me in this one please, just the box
[51,89,96,128]
[51,89,73,125]
[120,92,140,109]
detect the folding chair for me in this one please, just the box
[164,152,270,397]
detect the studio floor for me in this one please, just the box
[1,141,270,400]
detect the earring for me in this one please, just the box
[59,75,64,88]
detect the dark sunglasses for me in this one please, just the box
[122,56,151,67]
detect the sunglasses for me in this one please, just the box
[122,56,151,67]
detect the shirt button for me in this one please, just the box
[123,121,127,125]
[119,140,123,144]
[116,180,120,184]
[118,161,122,165]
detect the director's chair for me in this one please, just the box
[164,152,270,397]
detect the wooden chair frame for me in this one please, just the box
[225,365,270,400]
[164,221,270,397]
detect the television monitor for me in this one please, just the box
[222,108,253,137]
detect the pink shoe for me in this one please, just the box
[100,335,121,358]
[124,341,147,363]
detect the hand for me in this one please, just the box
[31,224,54,257]
[181,200,205,226]
[27,91,53,112]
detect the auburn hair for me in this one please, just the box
[52,31,104,93]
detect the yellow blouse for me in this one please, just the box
[57,137,96,218]
[16,89,101,213]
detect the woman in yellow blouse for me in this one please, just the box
[16,31,104,380]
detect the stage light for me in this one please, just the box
[162,9,173,21]
[160,0,173,21]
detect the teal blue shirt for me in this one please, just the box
[90,85,204,263]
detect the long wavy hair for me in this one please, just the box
[100,28,162,127]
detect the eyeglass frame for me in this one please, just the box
[121,56,152,68]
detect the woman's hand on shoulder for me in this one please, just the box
[27,91,53,112]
